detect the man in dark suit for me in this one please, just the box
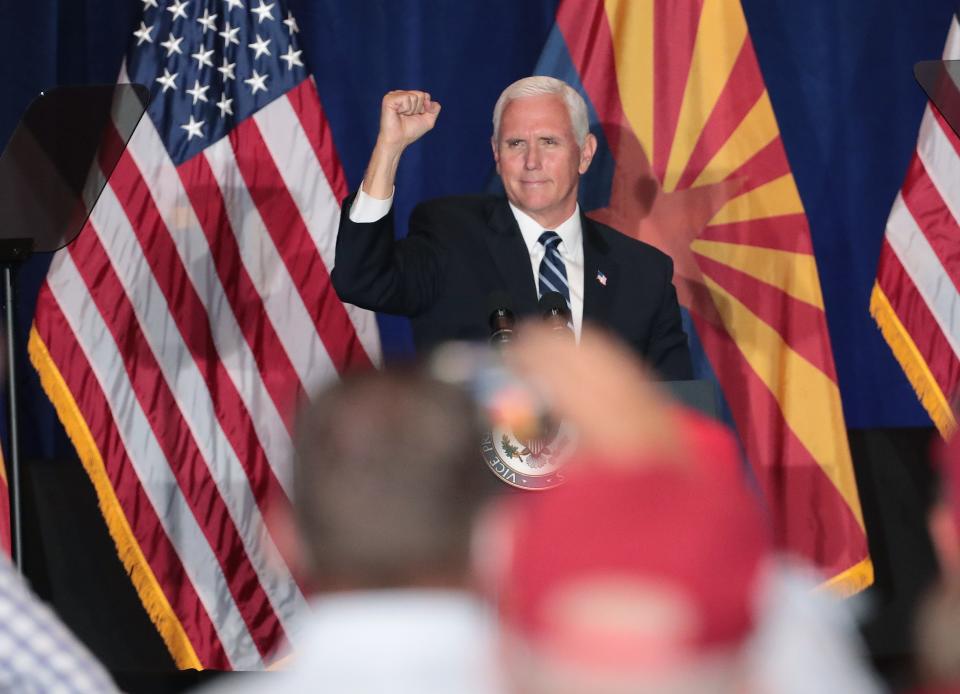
[332,77,692,380]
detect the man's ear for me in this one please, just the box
[579,132,598,174]
[266,495,315,593]
[491,136,501,174]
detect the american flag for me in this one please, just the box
[872,13,960,439]
[28,0,380,669]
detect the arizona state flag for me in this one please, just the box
[537,0,871,592]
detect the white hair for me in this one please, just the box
[492,76,591,146]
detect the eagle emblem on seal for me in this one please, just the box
[481,416,573,491]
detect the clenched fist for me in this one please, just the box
[377,90,442,150]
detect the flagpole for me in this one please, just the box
[0,239,33,571]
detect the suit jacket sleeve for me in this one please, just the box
[647,255,693,381]
[332,192,444,317]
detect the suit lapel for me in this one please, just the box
[484,199,539,316]
[582,213,617,327]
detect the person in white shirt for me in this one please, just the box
[201,365,503,694]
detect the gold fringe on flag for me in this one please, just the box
[869,283,956,439]
[820,557,875,597]
[27,326,203,670]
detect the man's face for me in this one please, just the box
[493,94,597,229]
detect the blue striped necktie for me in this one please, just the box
[537,230,571,309]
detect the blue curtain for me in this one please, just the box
[0,0,953,462]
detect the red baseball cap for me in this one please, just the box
[496,414,770,673]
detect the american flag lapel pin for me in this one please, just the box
[596,270,608,286]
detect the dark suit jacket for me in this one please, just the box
[333,193,693,380]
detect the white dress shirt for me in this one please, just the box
[744,560,884,694]
[508,201,584,338]
[350,187,585,338]
[201,589,501,694]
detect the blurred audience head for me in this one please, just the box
[289,365,496,591]
[915,430,960,688]
[489,453,770,694]
[928,431,960,577]
[453,323,882,694]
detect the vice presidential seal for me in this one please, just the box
[480,418,573,490]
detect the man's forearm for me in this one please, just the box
[361,139,405,200]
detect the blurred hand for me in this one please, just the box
[377,89,441,150]
[505,323,680,463]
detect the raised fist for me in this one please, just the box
[377,90,442,149]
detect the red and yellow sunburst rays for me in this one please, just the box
[558,0,870,591]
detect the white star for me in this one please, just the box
[142,0,159,8]
[244,69,268,94]
[186,79,210,104]
[217,57,236,81]
[283,11,299,35]
[133,21,154,45]
[191,46,215,69]
[219,22,240,46]
[167,0,189,20]
[181,115,205,140]
[160,34,183,56]
[248,34,271,59]
[155,68,178,93]
[196,8,218,33]
[215,94,233,118]
[251,0,274,23]
[279,45,303,70]
[224,0,244,9]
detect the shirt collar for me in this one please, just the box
[299,589,496,668]
[509,202,582,257]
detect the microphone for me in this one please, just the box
[486,291,516,347]
[539,292,574,338]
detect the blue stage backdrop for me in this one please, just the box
[0,0,954,465]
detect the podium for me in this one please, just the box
[916,60,960,138]
[0,84,148,567]
[665,379,720,420]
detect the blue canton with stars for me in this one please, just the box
[128,0,306,165]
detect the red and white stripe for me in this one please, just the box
[878,15,960,408]
[33,73,380,667]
